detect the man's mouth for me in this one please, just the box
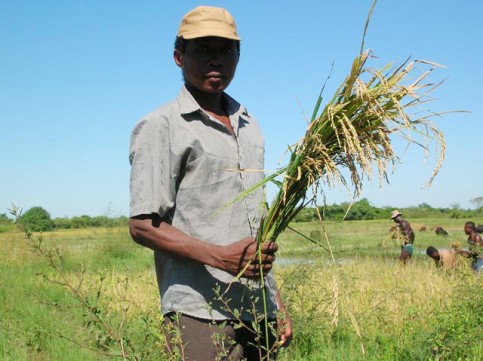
[205,72,224,80]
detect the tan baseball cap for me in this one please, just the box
[177,6,240,40]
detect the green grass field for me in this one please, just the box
[1,219,481,360]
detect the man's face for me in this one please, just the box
[464,224,472,235]
[174,36,239,94]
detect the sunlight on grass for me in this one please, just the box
[1,222,481,360]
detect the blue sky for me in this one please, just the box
[1,1,482,218]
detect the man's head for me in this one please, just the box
[464,221,476,235]
[426,246,440,261]
[390,210,402,223]
[174,6,241,94]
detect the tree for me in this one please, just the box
[70,215,93,228]
[345,198,378,220]
[450,203,461,210]
[470,197,483,210]
[0,213,12,224]
[21,206,54,232]
[293,208,318,222]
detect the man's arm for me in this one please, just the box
[129,214,277,279]
[456,249,479,258]
[474,233,483,246]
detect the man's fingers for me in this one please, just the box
[241,258,276,278]
[238,241,279,278]
[260,241,278,254]
[249,252,275,265]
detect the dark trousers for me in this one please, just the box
[163,313,278,361]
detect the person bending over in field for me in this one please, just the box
[456,221,483,273]
[426,246,457,269]
[390,210,415,264]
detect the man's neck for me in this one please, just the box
[185,83,226,115]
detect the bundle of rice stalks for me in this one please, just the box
[242,1,455,350]
[450,241,462,251]
[250,49,450,347]
[251,47,448,247]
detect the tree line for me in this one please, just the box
[291,198,482,223]
[1,199,481,232]
[1,207,128,232]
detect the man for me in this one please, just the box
[456,221,483,272]
[390,210,415,264]
[426,246,457,269]
[129,6,292,360]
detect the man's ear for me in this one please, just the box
[174,49,183,68]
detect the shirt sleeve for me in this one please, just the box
[129,116,178,218]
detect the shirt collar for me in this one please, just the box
[177,85,250,120]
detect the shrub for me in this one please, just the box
[21,207,54,232]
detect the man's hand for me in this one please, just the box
[277,310,293,348]
[217,238,278,278]
[276,293,293,348]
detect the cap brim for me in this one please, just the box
[181,31,240,40]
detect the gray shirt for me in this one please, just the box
[129,86,278,320]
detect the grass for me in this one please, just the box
[276,257,481,360]
[1,219,481,360]
[277,218,467,260]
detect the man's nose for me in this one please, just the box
[208,52,222,66]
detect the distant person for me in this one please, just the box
[426,246,457,269]
[456,221,483,273]
[390,210,415,264]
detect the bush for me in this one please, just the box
[0,214,12,224]
[21,207,54,232]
